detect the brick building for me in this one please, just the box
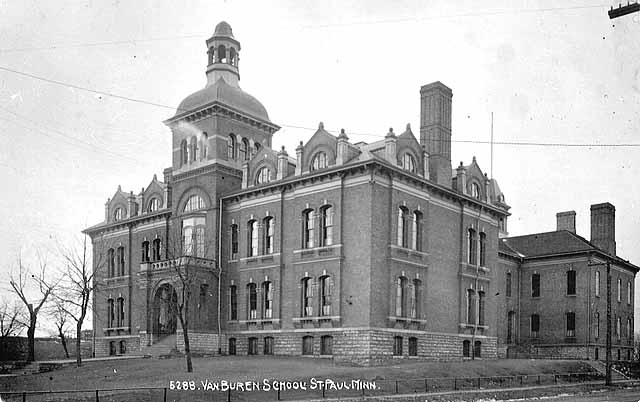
[84,22,635,364]
[497,205,638,360]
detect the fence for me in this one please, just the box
[0,372,605,402]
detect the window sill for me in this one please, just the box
[293,244,342,254]
[105,275,130,283]
[387,316,427,324]
[566,294,577,297]
[239,318,280,324]
[458,323,489,330]
[293,316,340,322]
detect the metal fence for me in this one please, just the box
[1,372,605,402]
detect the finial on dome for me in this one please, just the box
[281,145,285,151]
[472,156,477,162]
[214,21,234,38]
[117,185,121,191]
[406,123,411,130]
[319,122,324,130]
[153,174,157,180]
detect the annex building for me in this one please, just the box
[84,22,637,365]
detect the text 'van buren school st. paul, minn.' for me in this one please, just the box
[83,21,638,365]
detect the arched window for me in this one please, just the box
[616,316,621,340]
[264,337,274,355]
[471,182,481,199]
[302,336,314,355]
[411,211,422,251]
[393,336,403,356]
[107,248,115,277]
[109,341,116,356]
[230,224,239,260]
[618,278,622,303]
[478,291,485,325]
[263,281,273,319]
[595,312,600,339]
[190,136,198,162]
[321,335,333,355]
[396,276,407,317]
[627,281,632,304]
[507,311,516,343]
[228,338,236,355]
[217,44,226,63]
[263,217,274,254]
[506,272,512,297]
[119,340,126,354]
[401,153,416,173]
[302,209,315,249]
[107,298,115,327]
[466,288,476,324]
[310,152,327,171]
[182,216,205,257]
[116,246,125,276]
[467,228,477,265]
[229,285,237,320]
[408,337,418,356]
[474,341,482,357]
[181,139,188,166]
[255,143,262,153]
[319,206,333,247]
[301,277,313,317]
[319,275,332,316]
[183,195,205,213]
[463,340,470,357]
[229,48,237,66]
[116,297,125,327]
[152,239,162,261]
[479,232,486,266]
[141,241,150,263]
[397,207,409,248]
[256,167,271,185]
[228,134,237,160]
[199,284,209,322]
[628,317,633,339]
[410,279,421,319]
[113,207,124,222]
[247,220,258,257]
[201,132,208,159]
[239,138,248,161]
[147,197,160,213]
[248,337,258,355]
[247,283,257,319]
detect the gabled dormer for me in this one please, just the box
[296,122,338,175]
[396,124,427,177]
[141,174,168,214]
[105,185,133,223]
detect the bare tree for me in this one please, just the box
[0,298,25,360]
[48,299,71,359]
[9,254,56,363]
[56,235,102,367]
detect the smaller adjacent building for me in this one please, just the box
[497,203,638,360]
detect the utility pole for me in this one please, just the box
[609,2,640,19]
[589,259,612,386]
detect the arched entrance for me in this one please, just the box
[153,284,178,338]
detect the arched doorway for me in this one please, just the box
[153,284,178,338]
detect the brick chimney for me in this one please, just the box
[590,203,616,256]
[556,211,576,233]
[420,81,452,187]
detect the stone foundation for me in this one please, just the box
[532,344,634,361]
[176,330,225,354]
[95,336,140,357]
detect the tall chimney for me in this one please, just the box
[556,211,576,233]
[590,203,616,256]
[420,81,452,187]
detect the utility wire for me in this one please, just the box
[1,64,639,149]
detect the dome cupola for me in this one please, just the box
[206,21,241,87]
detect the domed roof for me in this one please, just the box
[176,78,270,122]
[214,21,234,37]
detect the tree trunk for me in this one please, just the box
[183,325,193,373]
[58,328,69,359]
[27,313,36,363]
[76,321,83,367]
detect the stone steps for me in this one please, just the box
[142,334,178,357]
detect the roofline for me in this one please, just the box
[163,100,280,130]
[83,209,171,236]
[221,157,510,217]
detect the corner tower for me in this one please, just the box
[206,21,241,87]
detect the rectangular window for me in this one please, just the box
[264,337,274,355]
[320,206,333,247]
[248,221,258,257]
[248,337,258,355]
[595,312,600,339]
[264,218,274,254]
[567,270,576,295]
[393,336,403,356]
[263,282,273,319]
[303,210,315,249]
[230,225,239,260]
[468,229,477,265]
[320,335,333,355]
[530,314,540,338]
[566,312,575,338]
[478,291,485,326]
[248,284,257,320]
[531,273,540,298]
[229,285,237,320]
[479,232,486,267]
[396,277,407,317]
[506,272,512,297]
[320,276,332,316]
[117,247,125,276]
[618,278,622,303]
[507,311,516,343]
[595,270,600,297]
[467,289,476,324]
[408,337,418,356]
[302,278,313,317]
[141,241,150,263]
[628,281,632,305]
[302,336,314,355]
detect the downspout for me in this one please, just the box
[587,258,592,359]
[217,197,223,354]
[458,199,465,334]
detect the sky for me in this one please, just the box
[0,0,639,333]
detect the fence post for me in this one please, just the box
[322,386,325,398]
[477,377,481,389]
[277,388,280,401]
[163,387,167,402]
[424,378,428,392]
[22,392,26,402]
[554,374,557,384]
[520,375,523,385]
[95,389,99,402]
[454,378,457,390]
[395,380,398,394]
[537,375,540,385]
[227,387,231,402]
